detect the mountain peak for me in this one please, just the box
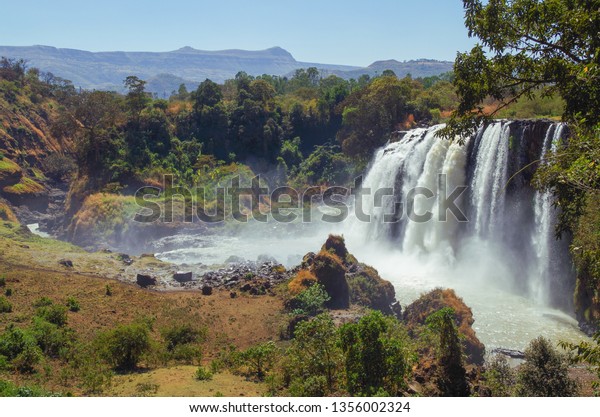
[175,46,197,53]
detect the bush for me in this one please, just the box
[517,336,578,396]
[96,322,151,370]
[65,297,80,312]
[194,366,213,381]
[0,379,57,397]
[42,154,76,180]
[161,324,205,352]
[0,325,42,373]
[171,344,203,365]
[35,305,68,327]
[5,288,12,297]
[0,296,12,313]
[30,317,76,358]
[289,284,330,316]
[0,276,5,287]
[240,341,277,380]
[288,269,318,296]
[484,355,516,397]
[32,297,53,308]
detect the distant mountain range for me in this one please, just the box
[0,45,453,96]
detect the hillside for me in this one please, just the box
[0,45,453,96]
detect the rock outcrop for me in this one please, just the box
[289,234,397,313]
[403,288,485,365]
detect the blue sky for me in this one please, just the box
[1,0,476,66]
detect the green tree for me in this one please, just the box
[339,310,413,396]
[426,307,470,396]
[337,75,421,159]
[96,322,151,371]
[517,336,578,396]
[124,76,150,120]
[287,313,342,396]
[240,341,277,380]
[442,0,600,138]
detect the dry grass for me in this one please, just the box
[287,269,317,295]
[109,367,266,397]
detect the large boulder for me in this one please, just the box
[289,234,397,312]
[136,274,157,288]
[173,271,193,283]
[346,264,396,314]
[403,288,485,365]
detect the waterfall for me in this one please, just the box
[353,120,573,308]
[530,124,569,305]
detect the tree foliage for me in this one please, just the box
[517,336,578,396]
[442,0,600,139]
[339,310,414,396]
[426,307,470,396]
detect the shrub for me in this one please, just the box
[5,288,12,297]
[32,297,53,308]
[240,341,277,380]
[194,366,213,381]
[517,336,578,396]
[65,297,80,312]
[96,322,151,370]
[0,379,57,397]
[30,317,76,358]
[289,283,330,316]
[0,276,5,287]
[35,305,68,327]
[0,325,42,373]
[42,154,76,180]
[105,285,112,296]
[171,344,203,365]
[161,324,205,351]
[12,343,43,373]
[135,382,159,397]
[560,331,600,395]
[0,296,12,313]
[484,355,516,397]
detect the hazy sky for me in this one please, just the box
[1,0,476,66]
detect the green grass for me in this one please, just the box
[3,177,44,195]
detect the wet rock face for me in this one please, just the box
[136,274,157,288]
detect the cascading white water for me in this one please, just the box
[354,120,573,307]
[530,124,566,304]
[343,120,586,350]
